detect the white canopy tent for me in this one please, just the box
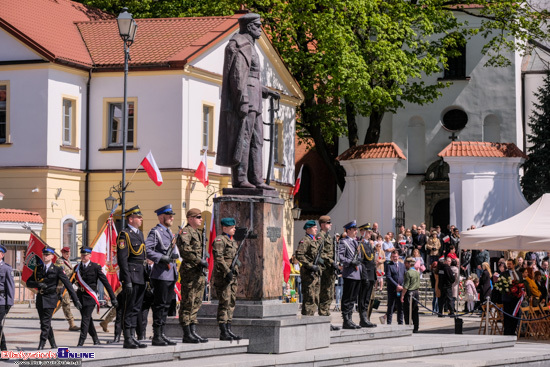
[461,194,550,251]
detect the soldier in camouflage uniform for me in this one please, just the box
[317,216,341,330]
[176,208,209,344]
[212,217,242,341]
[295,220,321,316]
[56,247,80,331]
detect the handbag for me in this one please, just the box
[372,298,380,310]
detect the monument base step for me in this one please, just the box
[198,300,299,319]
[166,315,331,354]
[330,324,413,344]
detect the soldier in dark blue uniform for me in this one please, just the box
[146,204,179,346]
[117,205,148,349]
[0,244,14,351]
[27,248,82,350]
[75,247,117,346]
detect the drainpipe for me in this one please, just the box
[84,68,92,245]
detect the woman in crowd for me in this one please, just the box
[522,267,541,306]
[411,249,425,274]
[375,241,385,292]
[491,262,507,304]
[451,259,460,312]
[464,274,478,312]
[477,262,492,303]
[426,231,441,266]
[290,256,302,303]
[430,261,439,315]
[534,271,547,305]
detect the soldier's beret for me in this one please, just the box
[186,208,202,218]
[125,205,142,217]
[318,215,331,224]
[238,13,261,27]
[80,247,92,254]
[303,220,317,230]
[358,223,372,230]
[0,244,6,253]
[155,204,175,216]
[406,257,416,264]
[61,246,71,253]
[221,218,236,227]
[343,220,357,230]
[42,248,55,255]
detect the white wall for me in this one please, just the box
[0,30,41,61]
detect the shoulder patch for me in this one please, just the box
[216,239,222,242]
[182,232,187,235]
[118,240,126,249]
[299,240,304,244]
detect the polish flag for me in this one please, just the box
[442,235,450,243]
[90,217,120,292]
[291,165,303,197]
[282,237,291,282]
[141,151,163,186]
[194,150,209,187]
[207,197,216,281]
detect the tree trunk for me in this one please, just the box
[364,110,384,144]
[346,100,358,148]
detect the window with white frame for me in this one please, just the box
[0,83,8,144]
[62,218,77,256]
[62,98,76,146]
[202,104,214,151]
[108,101,134,147]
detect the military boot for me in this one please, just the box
[342,313,356,329]
[348,312,361,329]
[123,329,138,349]
[99,319,109,333]
[190,324,208,343]
[226,323,241,340]
[160,325,177,345]
[219,323,233,341]
[330,324,341,331]
[48,335,57,349]
[76,335,86,347]
[152,326,168,346]
[37,340,46,350]
[182,325,200,344]
[68,319,80,331]
[130,328,147,348]
[359,311,375,328]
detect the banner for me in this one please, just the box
[90,217,121,293]
[207,201,216,281]
[23,232,56,283]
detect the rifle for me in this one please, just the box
[333,230,340,275]
[166,223,185,269]
[201,226,209,277]
[312,234,325,274]
[230,228,250,274]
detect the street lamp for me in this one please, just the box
[291,206,302,220]
[116,7,138,229]
[104,193,117,212]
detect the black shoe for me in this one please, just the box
[181,325,200,344]
[413,328,419,333]
[219,323,233,341]
[37,340,45,350]
[123,329,138,349]
[226,323,241,341]
[342,314,356,330]
[161,326,177,346]
[152,326,168,346]
[76,337,85,347]
[330,324,341,331]
[190,324,208,343]
[130,328,147,348]
[107,332,121,344]
[48,337,57,349]
[93,338,101,346]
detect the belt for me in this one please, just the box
[249,71,260,79]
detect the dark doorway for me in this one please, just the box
[432,198,450,229]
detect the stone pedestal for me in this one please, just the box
[165,192,331,354]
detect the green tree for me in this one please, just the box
[77,0,550,190]
[521,71,550,203]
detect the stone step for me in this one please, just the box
[144,334,517,366]
[80,339,249,366]
[330,324,413,344]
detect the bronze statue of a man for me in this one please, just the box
[216,13,279,190]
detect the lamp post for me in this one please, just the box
[116,7,137,229]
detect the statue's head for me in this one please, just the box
[238,13,262,39]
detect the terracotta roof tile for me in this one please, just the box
[0,209,44,224]
[438,141,527,158]
[0,0,112,68]
[337,143,406,161]
[77,15,241,68]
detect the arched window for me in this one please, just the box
[483,114,501,142]
[62,217,77,258]
[407,117,425,174]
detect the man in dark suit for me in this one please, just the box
[358,224,377,328]
[146,204,180,346]
[27,248,82,350]
[137,259,155,341]
[75,247,117,346]
[117,205,148,349]
[500,258,522,335]
[0,244,14,351]
[385,250,405,325]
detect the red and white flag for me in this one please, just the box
[90,217,121,293]
[194,150,209,187]
[442,235,450,243]
[23,232,57,283]
[141,151,163,186]
[207,197,216,281]
[282,237,291,283]
[175,282,182,302]
[291,165,303,197]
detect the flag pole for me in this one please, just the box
[127,166,140,186]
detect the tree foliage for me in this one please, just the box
[77,0,550,190]
[521,72,550,204]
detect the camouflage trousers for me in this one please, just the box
[318,269,335,316]
[178,269,205,326]
[61,292,74,322]
[300,269,320,316]
[214,276,237,323]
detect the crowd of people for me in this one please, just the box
[288,219,549,336]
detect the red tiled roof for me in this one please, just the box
[77,15,241,68]
[0,0,113,68]
[337,143,406,161]
[438,141,527,158]
[0,209,44,224]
